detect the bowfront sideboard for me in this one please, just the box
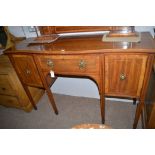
[5,32,155,128]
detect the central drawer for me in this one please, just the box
[37,55,100,74]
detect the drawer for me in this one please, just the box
[0,74,16,96]
[0,95,20,108]
[105,54,148,97]
[12,55,43,87]
[37,55,100,74]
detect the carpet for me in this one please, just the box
[0,93,141,129]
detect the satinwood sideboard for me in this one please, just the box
[4,27,155,129]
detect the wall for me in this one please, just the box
[8,26,38,38]
[8,26,155,101]
[135,26,154,37]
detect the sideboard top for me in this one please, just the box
[5,32,155,55]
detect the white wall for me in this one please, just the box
[8,26,154,100]
[135,26,154,37]
[8,26,38,38]
[8,26,25,37]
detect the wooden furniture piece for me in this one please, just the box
[4,27,155,128]
[144,39,155,128]
[0,54,44,112]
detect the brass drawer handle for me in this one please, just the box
[47,59,54,68]
[26,69,31,74]
[120,74,126,80]
[79,60,87,69]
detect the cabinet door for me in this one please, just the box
[105,54,148,98]
[12,55,42,87]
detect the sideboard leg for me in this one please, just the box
[133,98,137,105]
[42,75,58,114]
[133,101,144,129]
[100,93,105,124]
[45,88,58,115]
[23,85,37,110]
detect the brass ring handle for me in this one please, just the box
[26,69,31,74]
[47,59,54,68]
[79,60,87,69]
[120,74,126,80]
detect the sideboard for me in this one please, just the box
[4,31,155,128]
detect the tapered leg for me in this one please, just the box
[141,109,145,129]
[40,74,58,114]
[133,101,144,129]
[100,55,105,124]
[23,85,37,110]
[133,98,137,105]
[100,92,105,124]
[45,87,58,115]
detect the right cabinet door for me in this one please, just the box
[105,54,148,98]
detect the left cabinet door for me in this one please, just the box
[12,55,43,87]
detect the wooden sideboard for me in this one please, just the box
[0,54,44,112]
[4,31,155,128]
[144,39,155,128]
